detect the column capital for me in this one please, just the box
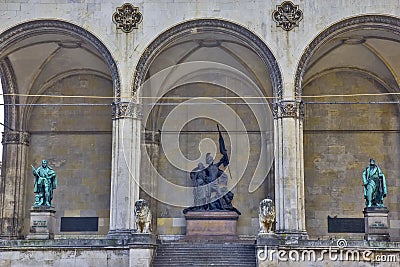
[2,131,30,145]
[273,100,304,120]
[112,102,142,120]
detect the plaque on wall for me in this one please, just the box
[327,216,365,233]
[60,217,98,232]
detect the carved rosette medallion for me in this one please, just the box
[273,100,303,119]
[272,1,303,31]
[112,3,143,33]
[2,131,30,145]
[112,102,142,120]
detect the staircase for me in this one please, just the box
[152,242,257,266]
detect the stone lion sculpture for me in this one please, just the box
[259,198,275,233]
[135,199,152,233]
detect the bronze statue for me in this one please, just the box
[183,125,240,215]
[362,159,387,207]
[32,160,57,207]
[190,162,208,209]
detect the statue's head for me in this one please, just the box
[205,153,213,164]
[198,162,204,169]
[370,158,375,166]
[42,160,47,167]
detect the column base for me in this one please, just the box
[108,230,156,244]
[129,245,156,267]
[363,207,390,241]
[257,232,280,246]
[275,231,308,242]
[107,229,134,240]
[26,206,56,240]
[128,233,156,245]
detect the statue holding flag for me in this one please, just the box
[183,125,240,215]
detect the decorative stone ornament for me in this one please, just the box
[112,102,142,119]
[1,131,30,145]
[273,100,304,119]
[112,3,143,33]
[272,1,303,31]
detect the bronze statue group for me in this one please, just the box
[183,125,240,215]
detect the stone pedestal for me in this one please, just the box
[363,207,390,241]
[26,206,56,240]
[257,233,280,246]
[184,211,239,240]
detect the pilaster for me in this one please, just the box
[141,130,160,233]
[273,99,307,238]
[0,131,30,239]
[108,101,142,239]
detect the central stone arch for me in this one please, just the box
[132,19,282,237]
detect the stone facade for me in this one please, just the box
[0,0,399,266]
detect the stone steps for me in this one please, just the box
[152,243,256,266]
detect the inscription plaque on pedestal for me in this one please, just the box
[26,206,56,240]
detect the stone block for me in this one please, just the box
[184,211,239,240]
[129,248,154,267]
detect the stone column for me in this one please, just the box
[273,100,307,238]
[108,102,142,239]
[0,131,30,239]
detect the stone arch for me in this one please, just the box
[133,18,281,237]
[295,14,400,97]
[133,18,282,99]
[0,19,120,103]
